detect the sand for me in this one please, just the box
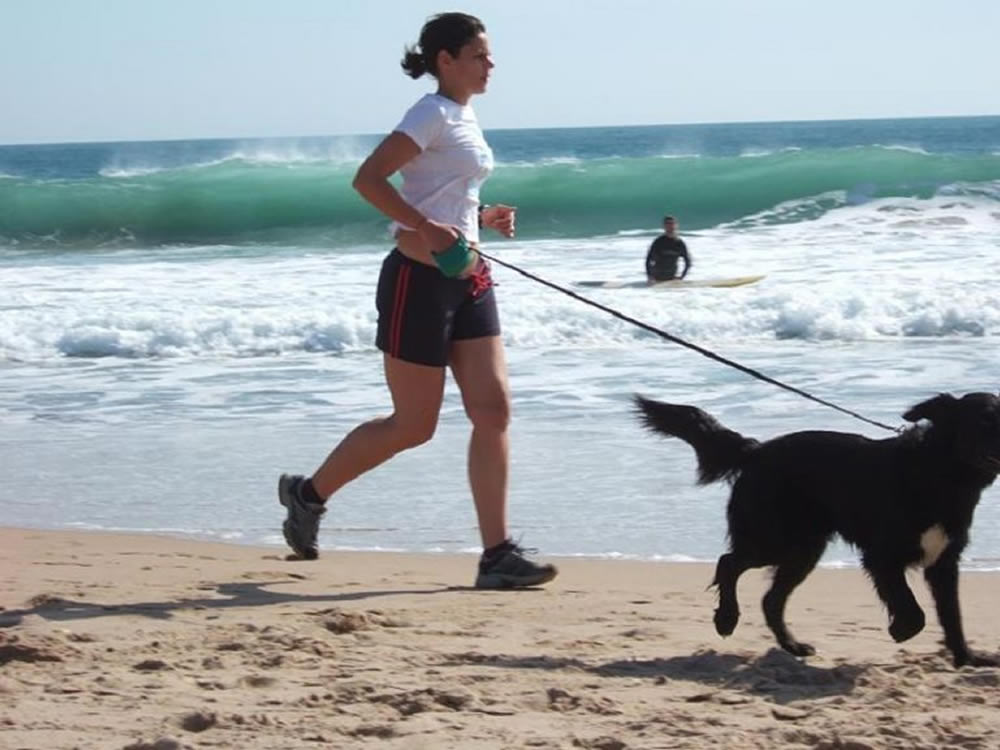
[2,527,999,749]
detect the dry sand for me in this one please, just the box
[2,527,1000,749]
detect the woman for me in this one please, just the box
[277,12,557,589]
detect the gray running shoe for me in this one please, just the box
[278,474,326,560]
[475,542,558,589]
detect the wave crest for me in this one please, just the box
[1,146,998,249]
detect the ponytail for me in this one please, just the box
[400,48,428,79]
[399,12,485,80]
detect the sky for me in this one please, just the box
[2,0,998,145]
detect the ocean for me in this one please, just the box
[2,116,999,569]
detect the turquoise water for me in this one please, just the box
[2,116,998,246]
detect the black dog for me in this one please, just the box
[635,392,1000,667]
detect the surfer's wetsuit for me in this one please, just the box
[645,235,690,281]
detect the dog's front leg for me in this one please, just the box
[925,552,998,668]
[865,561,925,644]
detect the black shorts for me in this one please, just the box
[375,249,501,367]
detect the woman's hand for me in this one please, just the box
[417,220,479,276]
[481,204,517,238]
[416,219,461,253]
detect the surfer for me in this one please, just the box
[645,215,690,282]
[276,12,557,590]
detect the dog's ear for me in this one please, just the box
[902,393,957,424]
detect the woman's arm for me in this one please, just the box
[352,132,458,259]
[352,132,424,227]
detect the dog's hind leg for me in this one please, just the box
[762,541,826,657]
[712,552,755,637]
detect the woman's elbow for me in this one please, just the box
[353,157,381,193]
[351,167,368,194]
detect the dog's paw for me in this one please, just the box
[713,606,739,637]
[888,610,925,642]
[954,651,1000,668]
[781,640,816,658]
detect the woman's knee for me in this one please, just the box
[465,398,510,432]
[386,414,438,450]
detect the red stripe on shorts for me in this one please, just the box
[389,264,411,358]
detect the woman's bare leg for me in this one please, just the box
[449,335,510,548]
[311,354,446,498]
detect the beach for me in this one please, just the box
[3,527,1000,749]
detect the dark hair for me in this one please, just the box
[663,215,677,223]
[400,12,486,79]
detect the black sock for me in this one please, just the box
[482,538,513,560]
[300,478,325,505]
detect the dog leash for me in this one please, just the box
[478,251,899,433]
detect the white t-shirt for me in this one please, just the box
[390,93,494,244]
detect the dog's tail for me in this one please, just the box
[634,395,759,485]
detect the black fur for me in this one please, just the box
[635,392,1000,667]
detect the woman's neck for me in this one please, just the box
[436,84,470,106]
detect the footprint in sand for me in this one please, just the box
[132,659,171,672]
[0,632,69,665]
[241,674,278,688]
[122,739,183,750]
[179,711,217,732]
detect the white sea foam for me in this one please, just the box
[226,139,371,165]
[495,156,585,168]
[873,143,932,155]
[2,198,998,364]
[738,146,803,158]
[99,165,168,178]
[98,140,370,177]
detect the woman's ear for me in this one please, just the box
[435,48,455,75]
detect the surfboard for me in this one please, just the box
[576,274,766,290]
